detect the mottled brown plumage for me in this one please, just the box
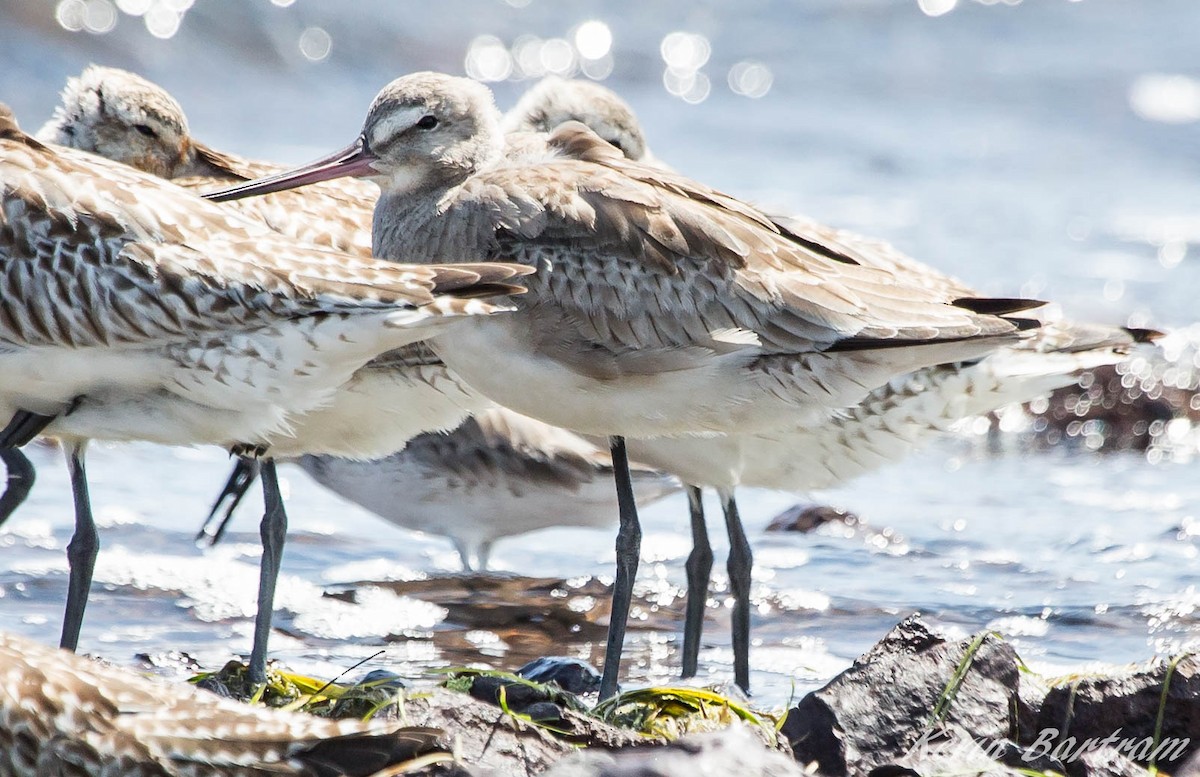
[1,100,529,683]
[0,632,454,777]
[38,65,380,257]
[203,72,1051,700]
[294,406,678,570]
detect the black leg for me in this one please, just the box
[0,410,56,449]
[196,457,260,546]
[720,488,753,693]
[0,448,36,528]
[249,458,287,684]
[475,540,495,573]
[598,435,642,700]
[681,484,712,679]
[451,539,474,572]
[60,442,98,653]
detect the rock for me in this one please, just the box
[193,675,234,699]
[1177,747,1200,777]
[401,687,575,774]
[517,656,602,694]
[1019,327,1200,455]
[1076,747,1155,777]
[873,724,1025,777]
[779,615,1026,776]
[1030,364,1177,452]
[764,504,906,552]
[766,504,860,533]
[330,669,407,719]
[1035,655,1200,772]
[469,674,569,711]
[1015,669,1050,744]
[542,724,804,777]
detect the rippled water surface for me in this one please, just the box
[1,0,1199,707]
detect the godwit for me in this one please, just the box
[0,101,530,682]
[37,64,379,257]
[503,76,650,163]
[205,72,1043,698]
[39,66,676,569]
[201,407,679,571]
[504,80,1157,691]
[0,631,454,776]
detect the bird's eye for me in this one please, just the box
[133,124,157,139]
[416,115,439,130]
[608,139,625,153]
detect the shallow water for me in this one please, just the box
[1,0,1199,708]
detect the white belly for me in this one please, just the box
[430,316,829,438]
[267,364,487,459]
[1,310,449,449]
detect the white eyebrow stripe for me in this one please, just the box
[369,106,428,149]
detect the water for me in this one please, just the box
[1,0,1198,708]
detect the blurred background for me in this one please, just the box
[1,0,1198,704]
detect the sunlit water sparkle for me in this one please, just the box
[1,0,1199,708]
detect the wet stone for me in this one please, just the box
[1035,655,1200,772]
[779,615,1025,777]
[193,675,234,699]
[1075,747,1156,777]
[873,724,1026,777]
[330,669,407,719]
[517,656,602,694]
[542,724,804,777]
[402,687,576,774]
[766,503,860,533]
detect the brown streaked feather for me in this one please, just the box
[0,125,527,350]
[375,123,1029,365]
[0,632,455,777]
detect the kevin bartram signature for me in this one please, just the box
[905,726,1190,768]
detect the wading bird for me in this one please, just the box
[0,102,529,682]
[206,72,1043,698]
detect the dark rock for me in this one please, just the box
[992,738,1066,774]
[292,725,463,777]
[1076,747,1155,777]
[330,669,407,719]
[134,650,201,672]
[1015,671,1049,745]
[1177,747,1200,777]
[517,656,602,694]
[402,687,576,773]
[866,767,921,777]
[469,674,557,710]
[1019,329,1200,455]
[522,701,568,727]
[1030,364,1178,452]
[881,724,1025,777]
[194,675,233,699]
[543,724,804,777]
[1035,655,1200,772]
[359,668,406,690]
[556,707,660,750]
[767,504,860,533]
[780,615,1026,776]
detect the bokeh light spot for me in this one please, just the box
[465,35,513,82]
[1129,74,1200,124]
[299,26,332,62]
[918,0,957,16]
[660,31,711,72]
[728,61,773,98]
[143,4,180,38]
[573,20,612,61]
[115,0,151,16]
[55,0,87,32]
